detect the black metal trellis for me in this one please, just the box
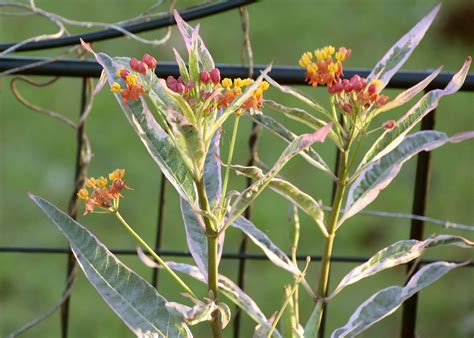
[1,1,473,338]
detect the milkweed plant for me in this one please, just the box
[30,6,473,337]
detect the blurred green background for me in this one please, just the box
[1,0,473,337]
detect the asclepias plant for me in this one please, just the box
[29,6,473,337]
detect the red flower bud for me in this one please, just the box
[130,57,148,75]
[383,120,397,129]
[142,53,157,69]
[210,68,221,84]
[130,58,140,71]
[200,71,211,83]
[368,83,377,95]
[119,69,130,80]
[342,79,352,93]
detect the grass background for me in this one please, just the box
[1,0,473,337]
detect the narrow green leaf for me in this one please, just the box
[264,75,328,116]
[250,113,334,177]
[224,124,332,229]
[303,300,323,338]
[360,57,471,169]
[30,194,190,337]
[230,164,325,234]
[137,254,279,336]
[90,50,197,204]
[367,4,441,90]
[331,235,473,298]
[341,130,474,225]
[331,261,466,338]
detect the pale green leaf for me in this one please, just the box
[303,300,323,338]
[331,261,466,338]
[30,194,190,337]
[331,235,473,298]
[341,130,474,225]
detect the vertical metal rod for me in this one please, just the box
[61,78,89,338]
[151,173,167,287]
[400,108,436,338]
[318,145,341,338]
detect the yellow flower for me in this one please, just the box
[109,168,125,181]
[243,78,254,86]
[234,78,245,88]
[97,176,108,188]
[328,62,339,74]
[111,82,122,93]
[299,52,313,67]
[116,67,125,77]
[234,86,242,95]
[77,188,89,200]
[221,78,232,89]
[125,74,138,86]
[371,79,383,88]
[260,81,270,91]
[85,178,97,188]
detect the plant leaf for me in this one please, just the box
[166,300,217,327]
[180,130,223,280]
[265,100,339,146]
[303,300,323,338]
[330,261,466,338]
[89,49,197,204]
[230,164,326,235]
[360,57,471,168]
[367,4,441,90]
[341,130,474,225]
[250,113,334,177]
[264,75,328,115]
[136,254,279,336]
[224,124,332,228]
[173,10,215,71]
[30,194,190,337]
[330,235,474,298]
[230,216,300,276]
[375,66,442,115]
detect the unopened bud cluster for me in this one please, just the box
[77,169,128,215]
[329,75,389,115]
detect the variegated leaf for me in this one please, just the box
[331,235,473,298]
[30,194,190,337]
[250,113,334,177]
[341,130,474,225]
[375,66,442,115]
[173,10,214,71]
[224,124,332,229]
[137,253,279,336]
[367,4,441,89]
[84,46,197,204]
[331,261,466,338]
[230,164,326,235]
[180,130,223,280]
[360,57,471,168]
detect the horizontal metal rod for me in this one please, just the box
[0,246,472,266]
[0,0,257,52]
[1,56,473,90]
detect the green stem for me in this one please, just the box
[113,210,196,298]
[316,150,348,325]
[220,114,240,213]
[195,179,223,338]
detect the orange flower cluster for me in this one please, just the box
[165,69,270,115]
[299,46,351,87]
[329,75,389,114]
[218,77,270,113]
[77,169,128,215]
[111,54,157,106]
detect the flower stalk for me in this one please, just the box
[113,210,196,298]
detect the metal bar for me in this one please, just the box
[0,0,257,53]
[151,174,167,288]
[400,107,437,338]
[61,78,89,338]
[1,57,473,91]
[1,246,472,267]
